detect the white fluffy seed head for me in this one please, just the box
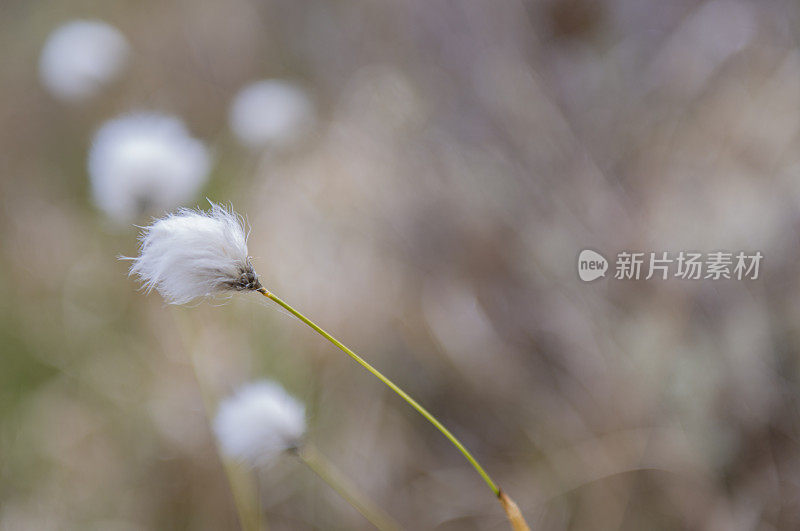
[228,79,315,149]
[89,112,211,223]
[39,19,129,102]
[213,381,306,467]
[128,202,260,305]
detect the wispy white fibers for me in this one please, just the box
[128,202,260,304]
[39,20,129,102]
[228,80,315,149]
[89,113,210,223]
[214,381,306,467]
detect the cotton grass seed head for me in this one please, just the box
[39,19,129,102]
[89,112,211,223]
[128,202,261,305]
[228,79,315,149]
[214,381,306,467]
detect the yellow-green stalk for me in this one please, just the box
[257,289,528,529]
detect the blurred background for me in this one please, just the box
[2,0,800,529]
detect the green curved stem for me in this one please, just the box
[257,288,500,497]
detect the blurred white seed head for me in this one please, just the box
[39,19,129,102]
[214,381,306,467]
[128,202,260,305]
[89,112,211,223]
[228,79,315,149]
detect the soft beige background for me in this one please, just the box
[2,0,800,529]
